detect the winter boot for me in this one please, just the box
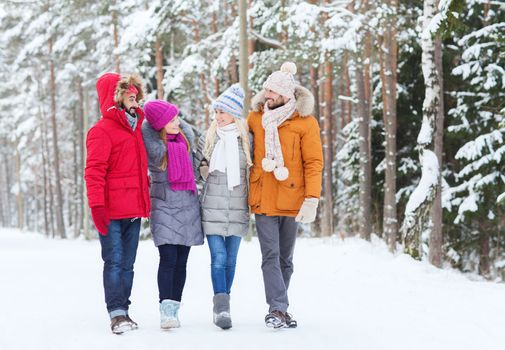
[265,310,287,329]
[160,299,181,329]
[110,315,133,334]
[126,314,139,329]
[213,293,232,329]
[284,312,298,328]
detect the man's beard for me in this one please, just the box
[266,98,285,109]
[127,107,137,117]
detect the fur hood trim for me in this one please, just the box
[114,74,145,104]
[251,85,315,117]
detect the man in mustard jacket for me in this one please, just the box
[247,62,323,328]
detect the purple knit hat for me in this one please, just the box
[144,100,179,131]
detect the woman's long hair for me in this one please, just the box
[158,128,190,170]
[203,118,252,167]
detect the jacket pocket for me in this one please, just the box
[107,176,141,214]
[275,171,304,211]
[248,167,262,208]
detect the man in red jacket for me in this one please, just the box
[85,72,150,334]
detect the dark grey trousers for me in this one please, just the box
[255,214,298,313]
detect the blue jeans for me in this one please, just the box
[158,244,191,302]
[207,235,242,295]
[99,218,140,318]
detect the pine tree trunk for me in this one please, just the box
[112,6,120,73]
[310,65,320,121]
[48,37,66,239]
[212,11,220,98]
[75,78,85,238]
[72,106,79,237]
[83,88,91,240]
[340,52,352,128]
[15,146,24,229]
[248,0,255,71]
[479,221,490,277]
[356,0,372,240]
[429,36,444,267]
[190,21,211,127]
[0,161,4,227]
[42,112,56,237]
[379,0,398,251]
[238,0,250,116]
[155,36,165,99]
[3,152,13,226]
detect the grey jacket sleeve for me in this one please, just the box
[194,134,207,181]
[141,120,166,168]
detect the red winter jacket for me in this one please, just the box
[84,73,150,219]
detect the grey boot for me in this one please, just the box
[213,293,232,329]
[160,299,181,329]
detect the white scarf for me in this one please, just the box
[209,123,241,191]
[261,98,296,180]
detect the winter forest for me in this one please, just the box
[0,0,503,281]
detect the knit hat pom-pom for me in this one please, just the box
[280,62,297,75]
[274,166,289,181]
[262,158,276,172]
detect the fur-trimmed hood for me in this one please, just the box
[114,74,145,104]
[96,72,145,118]
[251,85,315,117]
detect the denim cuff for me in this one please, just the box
[109,309,127,319]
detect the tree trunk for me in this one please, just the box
[379,0,398,251]
[212,11,220,98]
[429,36,444,267]
[228,56,239,84]
[190,21,211,127]
[75,78,85,238]
[155,36,165,99]
[355,0,372,241]
[279,0,288,45]
[83,87,91,239]
[239,0,250,117]
[479,221,490,277]
[42,108,56,237]
[310,65,320,121]
[340,52,352,128]
[320,59,334,237]
[38,107,50,236]
[0,157,4,227]
[15,146,24,229]
[402,0,441,259]
[112,6,120,73]
[3,152,13,226]
[48,37,66,239]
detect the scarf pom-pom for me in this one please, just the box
[274,166,289,181]
[262,158,276,172]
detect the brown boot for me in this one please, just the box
[284,312,297,328]
[126,315,138,329]
[265,310,287,328]
[110,315,133,334]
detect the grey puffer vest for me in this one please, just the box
[195,133,250,237]
[142,120,204,247]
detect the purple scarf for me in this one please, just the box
[166,133,196,194]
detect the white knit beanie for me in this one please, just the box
[262,62,297,99]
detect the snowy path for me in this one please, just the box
[1,228,504,350]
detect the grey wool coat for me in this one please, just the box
[194,133,250,237]
[141,119,204,247]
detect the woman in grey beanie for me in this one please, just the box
[194,84,252,329]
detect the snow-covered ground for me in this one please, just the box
[1,228,504,350]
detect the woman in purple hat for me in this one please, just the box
[142,100,204,330]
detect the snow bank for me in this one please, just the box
[0,229,504,350]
